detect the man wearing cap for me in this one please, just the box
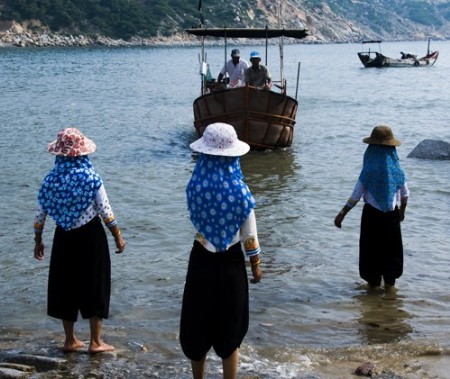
[244,51,272,90]
[216,48,249,90]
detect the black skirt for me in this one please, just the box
[180,240,249,361]
[47,217,111,322]
[359,203,403,286]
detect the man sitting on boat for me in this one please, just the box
[244,51,272,90]
[216,48,249,90]
[400,51,417,60]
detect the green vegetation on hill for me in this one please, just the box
[1,0,450,41]
[0,0,200,39]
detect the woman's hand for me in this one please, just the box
[250,256,262,283]
[334,212,345,228]
[335,206,351,228]
[399,209,406,222]
[34,242,45,260]
[114,234,126,254]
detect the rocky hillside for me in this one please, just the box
[1,0,450,45]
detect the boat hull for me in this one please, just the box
[193,86,298,150]
[358,51,439,68]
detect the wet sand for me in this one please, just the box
[2,329,450,378]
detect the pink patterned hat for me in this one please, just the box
[47,127,96,156]
[190,123,250,157]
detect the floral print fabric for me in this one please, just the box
[186,154,255,251]
[38,156,103,230]
[358,145,406,212]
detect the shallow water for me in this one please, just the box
[1,40,450,377]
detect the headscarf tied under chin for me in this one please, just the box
[359,144,406,212]
[38,155,103,230]
[186,154,256,251]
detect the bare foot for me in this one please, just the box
[383,285,397,300]
[89,341,115,354]
[63,339,85,353]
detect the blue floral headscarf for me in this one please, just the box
[359,144,406,212]
[186,154,256,251]
[38,156,102,230]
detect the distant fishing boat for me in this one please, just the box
[186,27,308,150]
[358,39,439,68]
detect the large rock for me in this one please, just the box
[407,139,450,160]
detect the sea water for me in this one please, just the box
[0,40,449,378]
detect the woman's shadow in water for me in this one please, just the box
[355,290,413,344]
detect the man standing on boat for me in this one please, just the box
[244,51,272,90]
[216,49,249,90]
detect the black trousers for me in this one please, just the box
[180,241,249,360]
[47,217,111,322]
[359,204,403,286]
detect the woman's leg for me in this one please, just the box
[191,355,206,379]
[62,320,84,352]
[88,316,115,353]
[222,348,239,379]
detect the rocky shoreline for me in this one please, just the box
[0,20,202,48]
[1,331,450,379]
[0,31,198,48]
[0,20,321,49]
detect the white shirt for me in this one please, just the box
[194,209,260,256]
[346,180,410,211]
[34,184,116,230]
[220,58,249,87]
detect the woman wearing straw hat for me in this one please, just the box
[33,127,126,353]
[180,122,263,379]
[334,125,409,299]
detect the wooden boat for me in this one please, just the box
[186,27,308,150]
[358,39,439,68]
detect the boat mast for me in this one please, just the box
[224,28,228,77]
[198,0,206,95]
[278,0,285,92]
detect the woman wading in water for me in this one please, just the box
[335,125,409,300]
[34,128,126,353]
[180,123,263,378]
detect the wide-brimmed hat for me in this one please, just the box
[231,48,240,57]
[363,125,401,146]
[190,123,250,157]
[48,127,96,156]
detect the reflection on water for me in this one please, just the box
[242,149,300,196]
[355,291,413,345]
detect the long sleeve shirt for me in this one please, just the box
[193,209,261,257]
[34,184,117,232]
[345,179,409,212]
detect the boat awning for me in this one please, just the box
[186,28,308,39]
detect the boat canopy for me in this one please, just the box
[361,40,382,44]
[186,28,308,39]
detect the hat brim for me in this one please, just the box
[362,137,401,146]
[190,138,250,157]
[47,138,97,156]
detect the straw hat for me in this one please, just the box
[363,125,401,146]
[190,123,250,157]
[47,127,96,156]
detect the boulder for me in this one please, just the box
[407,139,450,160]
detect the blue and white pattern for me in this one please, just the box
[359,144,406,212]
[38,156,103,230]
[186,154,255,251]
